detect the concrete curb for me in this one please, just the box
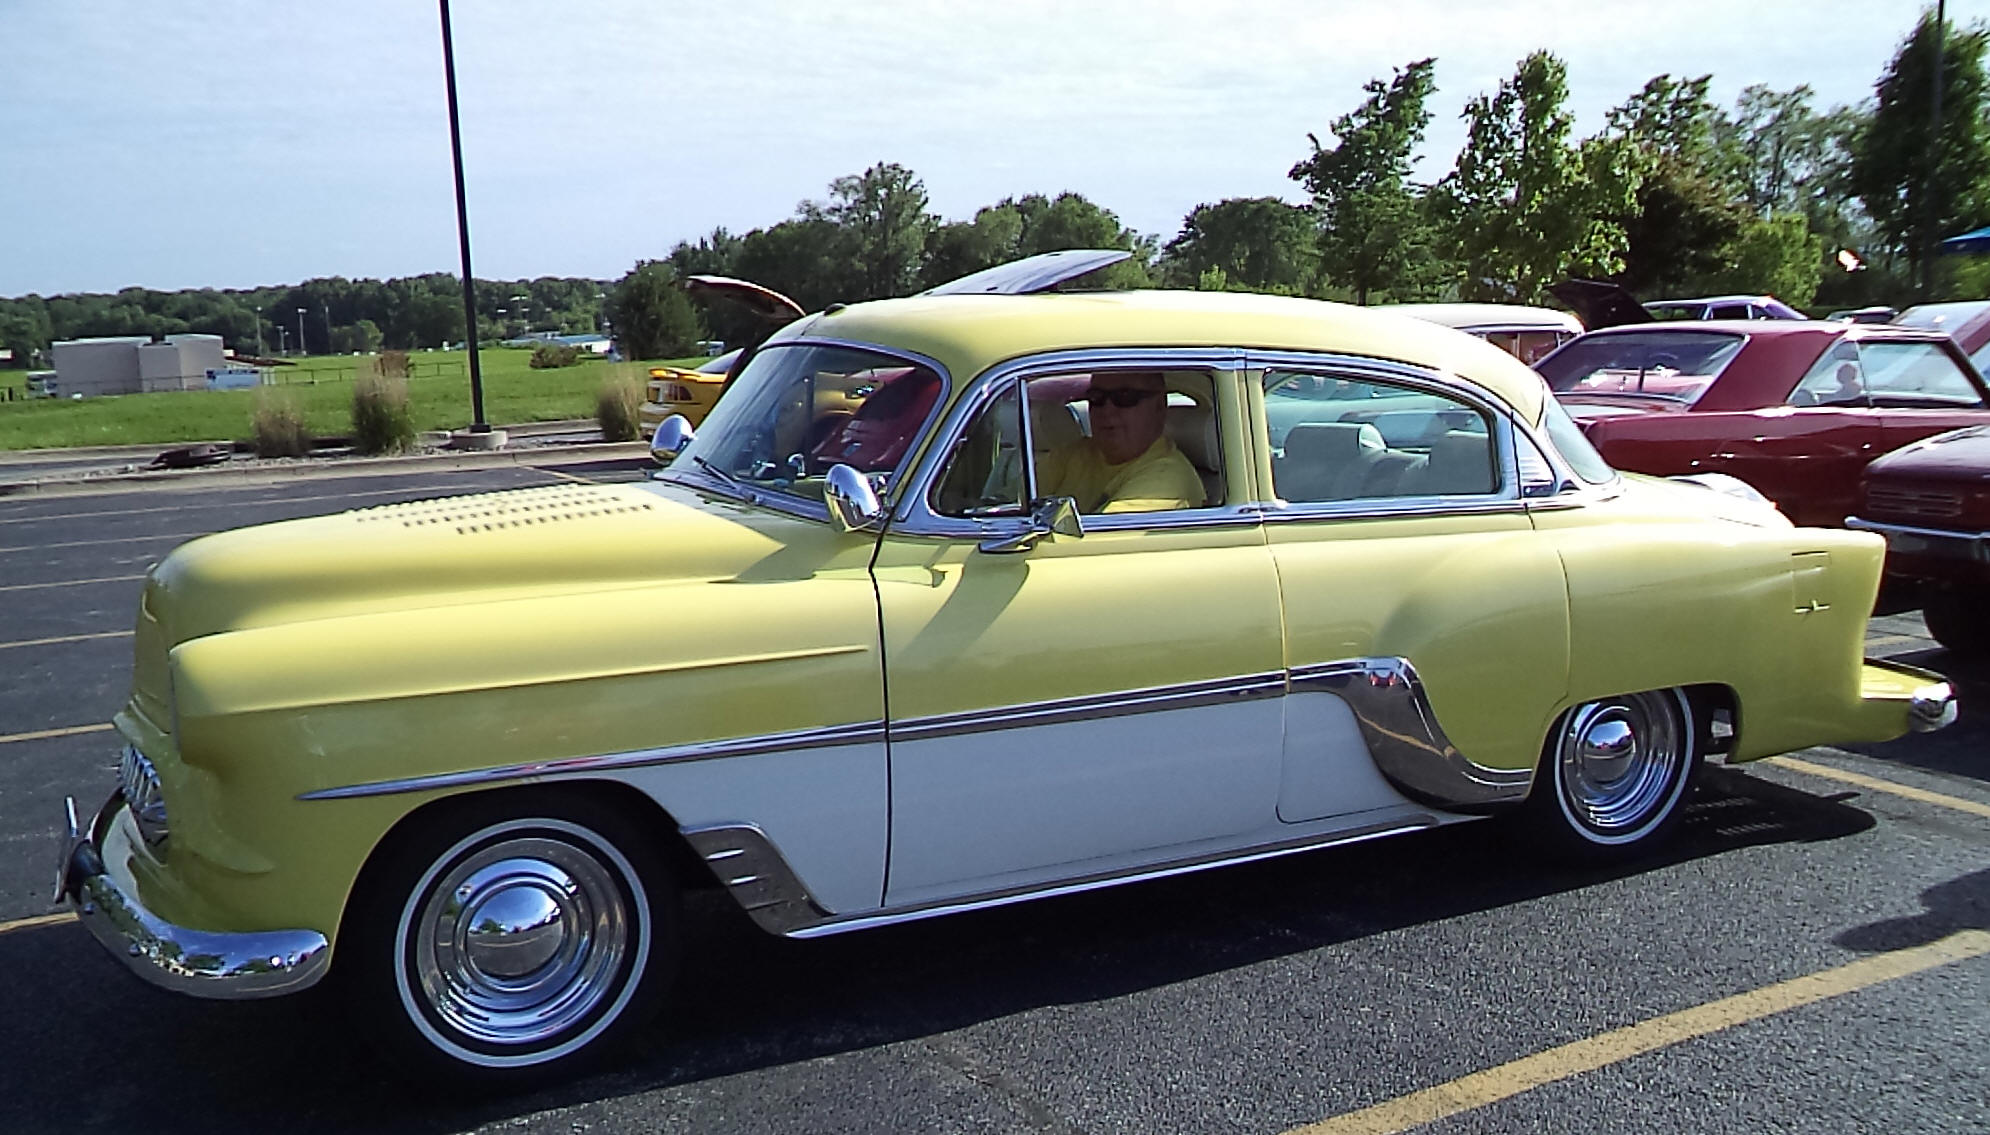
[0,440,653,498]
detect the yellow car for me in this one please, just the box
[637,351,735,434]
[59,259,1955,1082]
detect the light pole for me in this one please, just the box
[1925,0,1948,298]
[278,326,289,355]
[254,305,265,356]
[511,294,529,336]
[295,308,307,358]
[438,0,488,432]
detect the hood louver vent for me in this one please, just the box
[351,486,655,536]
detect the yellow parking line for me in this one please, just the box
[541,466,598,484]
[1288,930,1990,1135]
[0,574,145,592]
[0,723,114,745]
[0,630,131,650]
[0,912,74,937]
[1767,756,1990,820]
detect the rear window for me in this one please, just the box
[1535,331,1745,404]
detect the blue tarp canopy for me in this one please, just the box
[1940,225,1990,254]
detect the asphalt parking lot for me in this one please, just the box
[1,463,1984,1134]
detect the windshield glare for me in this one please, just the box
[1535,331,1744,403]
[669,343,945,503]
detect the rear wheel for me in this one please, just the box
[1921,590,1990,656]
[343,793,678,1083]
[1529,688,1698,858]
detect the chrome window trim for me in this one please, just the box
[1251,350,1538,519]
[654,337,954,522]
[889,347,1256,540]
[298,720,889,801]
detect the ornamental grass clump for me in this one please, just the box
[352,369,416,455]
[250,389,310,457]
[596,373,642,442]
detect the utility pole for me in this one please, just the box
[254,305,265,356]
[296,308,307,358]
[439,0,489,432]
[1926,0,1948,297]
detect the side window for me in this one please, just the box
[1264,369,1499,502]
[1026,369,1222,515]
[1860,342,1986,407]
[1709,304,1750,320]
[1789,342,1867,407]
[931,382,1026,518]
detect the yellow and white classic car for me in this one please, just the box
[59,266,1955,1081]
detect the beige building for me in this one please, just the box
[52,334,228,395]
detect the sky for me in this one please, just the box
[0,0,1960,297]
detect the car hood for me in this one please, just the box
[1866,424,1990,482]
[142,481,834,647]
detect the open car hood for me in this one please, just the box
[685,276,806,326]
[1551,279,1654,330]
[921,248,1131,296]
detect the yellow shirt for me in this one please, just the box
[1039,435,1205,514]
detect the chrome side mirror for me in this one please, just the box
[825,463,886,533]
[979,495,1084,554]
[649,415,695,464]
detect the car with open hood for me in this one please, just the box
[1537,319,1990,527]
[1382,302,1582,364]
[58,280,1955,1082]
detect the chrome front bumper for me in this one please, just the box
[56,791,330,1000]
[1846,516,1990,563]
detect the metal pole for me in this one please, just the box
[1927,0,1947,297]
[254,305,264,357]
[296,308,306,357]
[439,0,488,431]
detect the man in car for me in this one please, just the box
[1038,370,1205,513]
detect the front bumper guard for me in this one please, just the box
[56,791,330,1000]
[1861,658,1958,734]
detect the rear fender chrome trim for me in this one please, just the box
[1290,657,1532,810]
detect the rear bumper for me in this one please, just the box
[1860,658,1958,735]
[56,791,329,1000]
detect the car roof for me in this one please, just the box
[1381,302,1583,334]
[1645,295,1777,306]
[767,290,1549,422]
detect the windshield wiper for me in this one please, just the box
[689,455,749,494]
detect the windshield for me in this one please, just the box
[668,343,945,505]
[1535,331,1745,403]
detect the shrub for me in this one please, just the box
[376,349,410,379]
[352,370,416,454]
[530,343,582,369]
[596,373,642,442]
[250,389,310,457]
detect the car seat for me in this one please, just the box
[1163,402,1220,507]
[1276,421,1387,501]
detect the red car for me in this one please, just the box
[1536,321,1990,527]
[1850,425,1990,652]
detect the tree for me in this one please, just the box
[916,192,1153,290]
[1849,10,1990,290]
[611,261,704,360]
[806,162,936,301]
[1160,197,1317,292]
[1290,59,1441,304]
[1435,51,1643,303]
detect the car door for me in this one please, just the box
[1253,356,1571,822]
[872,355,1286,907]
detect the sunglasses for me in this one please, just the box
[1085,387,1162,409]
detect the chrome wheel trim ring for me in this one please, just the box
[394,818,650,1068]
[1554,690,1693,844]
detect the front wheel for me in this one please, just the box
[1528,688,1698,858]
[342,793,679,1083]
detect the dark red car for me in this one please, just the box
[1850,425,1990,652]
[1536,321,1990,527]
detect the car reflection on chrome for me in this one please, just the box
[58,257,1956,1082]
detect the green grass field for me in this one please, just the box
[0,350,709,450]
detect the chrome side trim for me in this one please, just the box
[1290,657,1533,809]
[679,823,832,935]
[299,720,888,801]
[59,792,330,1000]
[890,672,1287,742]
[784,816,1439,939]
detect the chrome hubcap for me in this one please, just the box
[1557,691,1687,837]
[410,836,631,1049]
